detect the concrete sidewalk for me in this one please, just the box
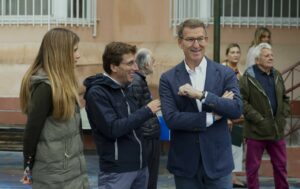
[1,151,300,189]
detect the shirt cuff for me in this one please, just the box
[206,113,214,127]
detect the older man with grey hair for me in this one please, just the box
[240,43,290,189]
[128,48,160,189]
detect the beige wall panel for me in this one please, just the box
[0,0,299,97]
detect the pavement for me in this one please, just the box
[1,151,300,189]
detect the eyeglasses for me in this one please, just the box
[122,60,137,67]
[183,37,207,45]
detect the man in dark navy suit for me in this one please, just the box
[159,19,243,189]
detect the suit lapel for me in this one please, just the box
[203,59,220,112]
[204,58,217,92]
[175,62,191,85]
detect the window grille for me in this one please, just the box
[0,0,98,36]
[170,0,300,35]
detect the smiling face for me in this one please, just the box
[178,27,208,67]
[226,46,241,65]
[73,43,80,64]
[111,53,138,85]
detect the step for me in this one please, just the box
[0,125,24,151]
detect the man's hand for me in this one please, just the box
[178,83,203,99]
[212,113,222,123]
[147,99,161,114]
[222,90,234,99]
[227,119,233,131]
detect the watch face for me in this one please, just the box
[200,91,206,101]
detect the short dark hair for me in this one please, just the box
[177,19,207,39]
[102,42,137,74]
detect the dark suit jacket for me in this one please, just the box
[159,58,243,179]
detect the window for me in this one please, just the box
[0,0,97,36]
[170,0,300,31]
[0,0,51,15]
[222,0,300,18]
[0,0,94,19]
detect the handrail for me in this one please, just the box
[281,61,300,145]
[281,61,300,75]
[286,83,300,94]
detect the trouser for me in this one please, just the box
[246,138,288,189]
[144,137,160,189]
[174,157,232,189]
[232,144,243,172]
[98,167,149,189]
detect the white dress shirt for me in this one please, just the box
[184,57,214,127]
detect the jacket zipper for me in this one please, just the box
[64,140,70,169]
[121,89,143,169]
[133,130,143,169]
[248,76,279,136]
[114,138,118,160]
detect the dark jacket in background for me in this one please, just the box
[128,72,160,139]
[239,66,290,140]
[84,73,154,173]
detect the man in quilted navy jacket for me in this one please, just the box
[128,48,160,189]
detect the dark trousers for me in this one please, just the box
[145,137,160,189]
[174,158,232,189]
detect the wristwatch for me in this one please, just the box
[199,91,207,101]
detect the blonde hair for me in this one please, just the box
[20,28,80,120]
[250,27,272,47]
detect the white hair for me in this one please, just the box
[135,48,153,74]
[253,43,272,59]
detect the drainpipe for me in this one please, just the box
[213,0,221,63]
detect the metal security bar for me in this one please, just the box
[170,0,300,35]
[170,0,211,35]
[0,0,97,36]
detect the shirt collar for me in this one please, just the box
[254,65,274,76]
[103,72,123,86]
[184,57,207,74]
